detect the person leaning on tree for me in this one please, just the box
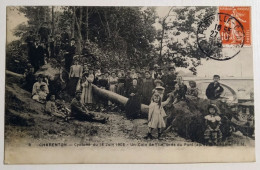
[206,75,224,100]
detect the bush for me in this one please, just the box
[6,40,28,74]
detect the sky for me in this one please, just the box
[6,6,253,78]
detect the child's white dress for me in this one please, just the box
[148,102,167,128]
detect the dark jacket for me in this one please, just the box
[206,82,224,100]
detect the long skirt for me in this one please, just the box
[81,84,94,104]
[67,77,79,97]
[125,95,141,119]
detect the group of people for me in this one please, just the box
[24,26,226,144]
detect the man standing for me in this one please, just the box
[25,30,35,67]
[31,39,45,72]
[71,91,108,123]
[38,22,51,43]
[64,38,76,72]
[206,75,224,100]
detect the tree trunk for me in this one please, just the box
[86,7,89,41]
[75,7,83,54]
[92,84,149,114]
[71,7,76,38]
[51,6,55,35]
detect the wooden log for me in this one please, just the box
[92,84,149,114]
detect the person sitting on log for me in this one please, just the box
[125,79,142,120]
[169,76,187,104]
[71,90,108,123]
[145,92,172,140]
[187,80,199,97]
[206,75,224,100]
[204,104,223,145]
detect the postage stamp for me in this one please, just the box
[5,6,254,164]
[197,7,250,61]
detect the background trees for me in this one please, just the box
[8,6,217,74]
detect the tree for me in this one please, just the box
[156,7,217,74]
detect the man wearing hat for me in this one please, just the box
[130,66,138,79]
[155,67,164,79]
[206,75,224,100]
[161,64,178,100]
[31,38,45,72]
[38,22,50,43]
[64,38,76,72]
[71,90,108,123]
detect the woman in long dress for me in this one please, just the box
[81,68,95,106]
[141,71,154,105]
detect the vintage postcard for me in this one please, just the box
[5,6,255,163]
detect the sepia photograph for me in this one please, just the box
[4,5,255,164]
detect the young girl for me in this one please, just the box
[204,104,222,145]
[145,93,171,140]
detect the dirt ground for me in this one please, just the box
[4,74,255,149]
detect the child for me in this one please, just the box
[153,79,165,99]
[204,104,222,145]
[32,84,48,103]
[145,93,171,140]
[187,80,199,97]
[125,79,141,119]
[206,75,224,100]
[45,95,67,119]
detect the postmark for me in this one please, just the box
[197,13,245,61]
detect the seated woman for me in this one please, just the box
[32,74,49,103]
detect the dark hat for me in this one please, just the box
[40,84,45,88]
[145,70,151,74]
[157,67,163,70]
[71,38,75,41]
[154,79,164,86]
[189,80,196,85]
[213,75,220,78]
[207,104,220,113]
[37,74,44,78]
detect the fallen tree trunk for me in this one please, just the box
[92,84,149,114]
